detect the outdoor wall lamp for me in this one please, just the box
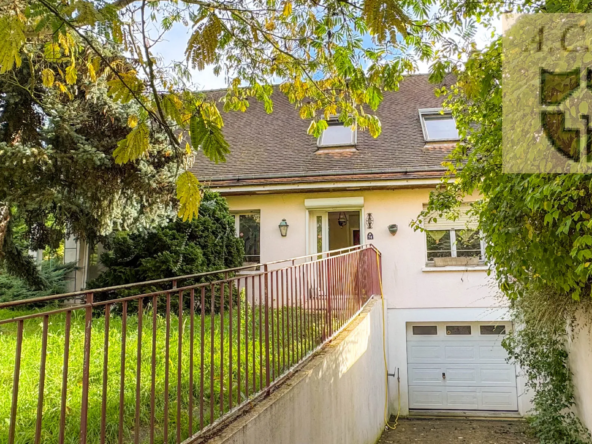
[279,219,289,237]
[388,224,398,236]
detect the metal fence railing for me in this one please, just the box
[0,244,381,444]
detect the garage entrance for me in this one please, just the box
[406,322,518,411]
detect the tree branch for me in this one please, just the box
[36,0,180,147]
[140,0,181,149]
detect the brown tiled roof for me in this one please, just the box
[190,74,454,185]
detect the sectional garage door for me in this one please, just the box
[407,322,518,411]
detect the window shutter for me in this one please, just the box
[423,203,478,230]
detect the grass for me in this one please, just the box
[0,300,328,444]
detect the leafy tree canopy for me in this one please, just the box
[0,0,494,219]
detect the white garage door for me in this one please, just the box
[407,322,518,411]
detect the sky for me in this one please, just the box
[154,23,228,91]
[153,14,503,91]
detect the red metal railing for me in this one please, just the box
[0,245,381,444]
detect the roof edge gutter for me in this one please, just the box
[200,167,448,183]
[209,177,452,195]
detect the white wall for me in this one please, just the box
[225,188,512,414]
[210,297,387,444]
[226,188,499,309]
[568,311,592,431]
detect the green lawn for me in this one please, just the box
[0,302,324,444]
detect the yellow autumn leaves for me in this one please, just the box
[42,69,55,87]
[176,172,202,222]
[0,16,25,74]
[113,122,150,164]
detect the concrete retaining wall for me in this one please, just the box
[210,296,387,444]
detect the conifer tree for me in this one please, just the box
[0,43,184,285]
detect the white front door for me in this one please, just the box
[406,322,518,411]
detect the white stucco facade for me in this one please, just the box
[569,311,592,431]
[221,184,533,416]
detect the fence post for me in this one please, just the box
[377,250,382,296]
[8,320,23,444]
[327,259,332,337]
[80,292,93,444]
[264,264,271,391]
[357,250,362,309]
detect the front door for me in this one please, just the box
[308,210,361,255]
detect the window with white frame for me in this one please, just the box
[423,204,485,263]
[317,118,357,147]
[419,108,460,142]
[426,229,484,260]
[232,211,261,264]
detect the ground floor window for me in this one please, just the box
[233,211,261,264]
[426,228,484,261]
[423,203,485,265]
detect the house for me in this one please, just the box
[190,74,532,416]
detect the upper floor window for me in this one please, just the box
[317,119,357,147]
[233,211,261,265]
[419,108,459,142]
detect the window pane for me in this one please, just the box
[480,325,506,335]
[413,325,438,335]
[446,326,471,335]
[239,214,260,263]
[423,115,459,140]
[456,229,482,259]
[426,230,452,260]
[319,123,355,146]
[316,215,323,255]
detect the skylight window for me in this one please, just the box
[317,119,357,147]
[419,109,460,142]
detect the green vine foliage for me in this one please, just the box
[87,190,244,314]
[504,290,592,443]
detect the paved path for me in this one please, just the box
[377,418,537,444]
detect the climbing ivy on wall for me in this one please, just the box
[504,290,592,443]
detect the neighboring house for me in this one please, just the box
[190,74,532,416]
[62,237,103,293]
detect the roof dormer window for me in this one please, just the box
[317,119,357,147]
[419,109,460,142]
